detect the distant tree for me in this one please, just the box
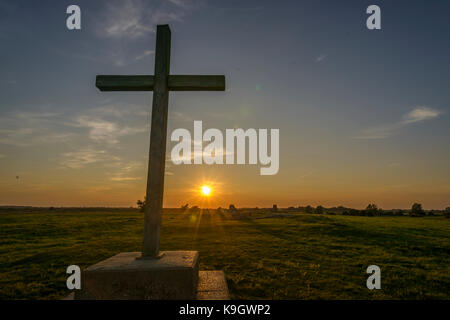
[272,204,278,212]
[410,203,425,216]
[229,204,237,212]
[444,207,450,218]
[137,197,147,212]
[305,205,313,213]
[315,205,324,214]
[365,203,380,216]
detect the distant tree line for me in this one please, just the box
[136,197,449,218]
[293,202,443,217]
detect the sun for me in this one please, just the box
[201,185,212,196]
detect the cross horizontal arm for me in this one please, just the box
[96,75,225,92]
[169,75,225,91]
[96,75,154,91]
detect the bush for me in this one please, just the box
[365,203,380,216]
[137,197,147,212]
[410,203,425,216]
[315,205,324,214]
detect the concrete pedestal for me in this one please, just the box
[71,251,229,300]
[75,251,199,300]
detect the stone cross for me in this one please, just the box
[96,25,225,258]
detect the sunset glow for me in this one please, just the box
[0,2,449,211]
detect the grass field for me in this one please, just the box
[0,208,449,300]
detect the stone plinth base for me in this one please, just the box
[74,251,199,300]
[66,270,229,300]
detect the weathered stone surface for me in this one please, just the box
[197,271,230,300]
[74,251,199,300]
[66,269,229,300]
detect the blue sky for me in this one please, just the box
[0,0,449,208]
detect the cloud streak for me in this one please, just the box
[0,103,149,148]
[96,0,193,39]
[316,54,327,63]
[108,160,144,181]
[60,148,113,169]
[75,116,145,145]
[91,0,199,67]
[355,106,442,139]
[401,107,441,124]
[135,50,155,61]
[0,112,75,146]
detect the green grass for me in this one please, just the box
[0,208,449,300]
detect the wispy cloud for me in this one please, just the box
[60,148,113,169]
[401,107,441,124]
[74,116,146,145]
[0,128,34,147]
[0,112,74,146]
[72,104,148,144]
[170,111,194,122]
[0,104,148,148]
[100,1,155,39]
[355,106,442,139]
[315,54,327,63]
[168,0,191,8]
[60,147,145,178]
[110,176,141,182]
[135,50,155,61]
[90,104,148,118]
[91,0,199,67]
[96,0,194,39]
[107,160,144,181]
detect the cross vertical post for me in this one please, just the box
[143,25,171,258]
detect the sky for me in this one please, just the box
[0,0,449,209]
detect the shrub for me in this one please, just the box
[410,203,425,216]
[137,197,147,212]
[315,205,324,214]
